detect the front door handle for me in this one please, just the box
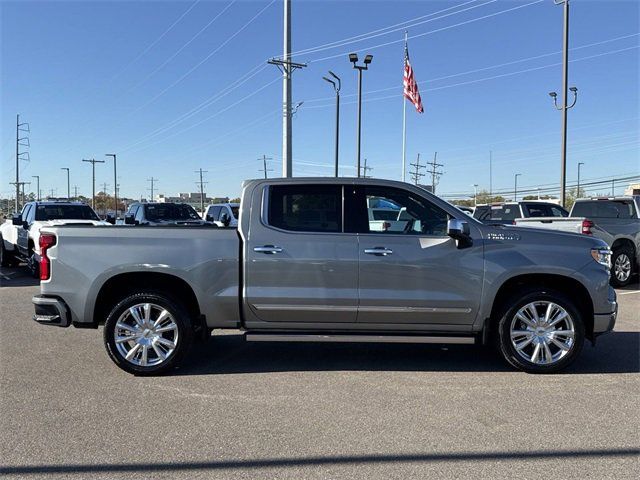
[364,247,393,256]
[254,245,283,254]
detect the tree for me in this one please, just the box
[564,187,586,211]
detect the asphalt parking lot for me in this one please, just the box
[1,266,638,479]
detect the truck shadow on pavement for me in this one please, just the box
[0,266,39,287]
[179,330,639,376]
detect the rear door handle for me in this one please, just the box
[364,247,393,256]
[254,245,283,254]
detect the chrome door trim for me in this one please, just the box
[363,247,393,256]
[252,304,471,314]
[246,333,475,344]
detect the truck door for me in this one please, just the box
[244,183,358,325]
[17,204,33,255]
[348,185,484,326]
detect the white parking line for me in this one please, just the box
[618,290,640,295]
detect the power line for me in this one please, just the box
[361,158,373,178]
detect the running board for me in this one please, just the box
[245,333,475,345]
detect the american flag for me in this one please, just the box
[403,45,424,113]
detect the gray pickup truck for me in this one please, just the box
[515,196,640,287]
[32,178,617,375]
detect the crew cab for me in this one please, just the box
[474,201,569,225]
[32,178,617,375]
[515,196,640,287]
[0,200,107,276]
[204,203,239,227]
[122,202,210,226]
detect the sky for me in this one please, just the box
[1,0,639,202]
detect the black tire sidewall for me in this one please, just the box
[611,246,634,288]
[497,289,585,374]
[103,292,193,376]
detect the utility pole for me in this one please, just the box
[105,154,118,218]
[14,114,30,212]
[360,158,373,178]
[147,177,158,201]
[409,153,425,186]
[514,173,522,201]
[473,184,479,207]
[268,0,307,178]
[82,158,105,210]
[577,162,584,198]
[49,188,56,198]
[101,183,110,215]
[195,169,208,214]
[426,152,444,193]
[549,0,578,208]
[258,155,273,179]
[61,167,70,199]
[32,176,40,201]
[73,185,79,199]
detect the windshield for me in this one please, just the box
[144,204,200,221]
[35,204,100,221]
[523,203,569,218]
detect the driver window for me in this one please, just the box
[358,186,449,236]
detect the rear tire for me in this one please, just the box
[496,289,585,374]
[0,237,16,267]
[611,246,634,288]
[104,292,193,375]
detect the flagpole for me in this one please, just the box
[401,31,408,182]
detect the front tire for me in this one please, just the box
[27,252,39,278]
[611,246,634,288]
[0,237,16,267]
[104,292,193,375]
[497,289,585,374]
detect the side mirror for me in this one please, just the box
[105,214,116,225]
[447,218,472,249]
[12,214,22,226]
[220,213,231,227]
[124,214,136,225]
[22,220,30,230]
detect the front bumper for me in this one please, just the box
[593,290,617,335]
[32,295,71,327]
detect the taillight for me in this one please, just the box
[581,219,594,235]
[39,234,56,281]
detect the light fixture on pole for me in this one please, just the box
[61,168,70,199]
[514,173,522,201]
[550,0,578,209]
[323,71,341,177]
[349,53,373,178]
[577,162,584,198]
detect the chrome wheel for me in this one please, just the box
[509,301,575,366]
[114,303,179,367]
[614,253,631,282]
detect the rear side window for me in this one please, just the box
[475,205,520,221]
[572,201,636,219]
[523,203,568,218]
[268,185,342,233]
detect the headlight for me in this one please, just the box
[591,247,612,269]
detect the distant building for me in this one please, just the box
[624,183,640,196]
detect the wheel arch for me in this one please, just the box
[611,237,636,258]
[485,273,594,343]
[92,272,201,328]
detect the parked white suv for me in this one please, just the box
[203,203,239,227]
[0,201,108,277]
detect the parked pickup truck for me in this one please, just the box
[515,196,640,287]
[121,202,210,226]
[0,200,108,277]
[474,201,569,225]
[32,178,617,375]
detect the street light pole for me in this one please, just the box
[323,71,341,177]
[32,176,40,201]
[550,0,578,209]
[473,184,478,207]
[514,173,522,201]
[61,168,70,199]
[105,154,117,218]
[349,53,373,178]
[577,162,584,198]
